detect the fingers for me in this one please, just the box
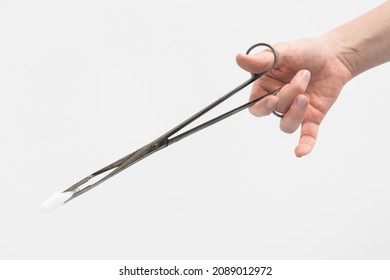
[249,69,311,126]
[237,51,318,157]
[247,67,317,157]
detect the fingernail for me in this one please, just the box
[297,96,308,109]
[266,99,277,109]
[301,70,311,82]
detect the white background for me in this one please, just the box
[0,0,389,259]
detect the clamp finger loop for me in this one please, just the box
[246,43,278,75]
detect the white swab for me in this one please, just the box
[40,191,75,212]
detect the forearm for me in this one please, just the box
[323,1,390,78]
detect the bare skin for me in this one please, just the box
[236,1,390,157]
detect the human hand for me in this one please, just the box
[236,37,352,157]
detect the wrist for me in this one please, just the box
[320,31,361,80]
[321,1,390,79]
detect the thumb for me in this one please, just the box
[236,51,276,74]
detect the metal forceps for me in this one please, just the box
[42,43,282,210]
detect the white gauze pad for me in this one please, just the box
[41,191,74,212]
